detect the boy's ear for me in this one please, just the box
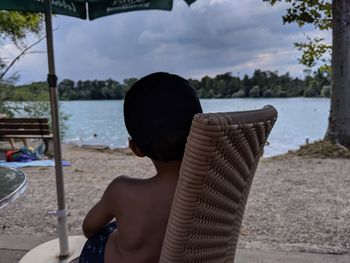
[129,139,145,158]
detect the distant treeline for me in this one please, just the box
[3,70,331,101]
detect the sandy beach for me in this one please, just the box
[0,143,349,255]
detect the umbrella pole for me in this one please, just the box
[44,0,70,258]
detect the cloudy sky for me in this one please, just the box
[2,0,331,84]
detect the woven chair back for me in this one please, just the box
[160,105,278,262]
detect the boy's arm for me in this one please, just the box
[82,179,120,238]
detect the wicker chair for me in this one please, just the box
[160,105,278,263]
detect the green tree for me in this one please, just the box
[231,89,245,98]
[249,85,261,98]
[228,77,242,95]
[112,81,125,99]
[327,0,350,146]
[188,79,202,98]
[0,11,42,116]
[264,0,331,68]
[265,0,350,148]
[214,72,233,97]
[0,11,42,82]
[242,74,251,97]
[303,86,317,97]
[123,78,138,93]
[321,85,331,97]
[0,11,42,43]
[263,88,275,97]
[58,79,76,100]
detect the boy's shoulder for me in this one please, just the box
[106,175,152,197]
[109,175,149,187]
[104,175,161,214]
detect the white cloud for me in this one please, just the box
[0,44,19,60]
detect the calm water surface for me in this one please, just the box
[61,98,330,156]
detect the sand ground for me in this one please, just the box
[0,143,349,255]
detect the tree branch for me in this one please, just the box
[0,34,46,81]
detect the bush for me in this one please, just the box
[321,85,331,98]
[249,85,260,97]
[263,89,274,97]
[303,86,318,97]
[276,90,288,97]
[231,89,245,98]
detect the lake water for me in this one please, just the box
[61,98,331,157]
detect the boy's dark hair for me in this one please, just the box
[124,72,202,161]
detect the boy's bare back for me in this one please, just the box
[100,162,180,262]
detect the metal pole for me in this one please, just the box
[44,0,70,257]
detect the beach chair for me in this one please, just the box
[160,105,278,262]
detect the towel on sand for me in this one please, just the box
[0,160,71,168]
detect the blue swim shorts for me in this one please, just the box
[79,221,117,263]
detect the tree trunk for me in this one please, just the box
[325,0,350,148]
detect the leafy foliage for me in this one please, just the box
[264,0,332,29]
[0,11,42,45]
[294,36,331,68]
[263,0,332,68]
[0,11,43,111]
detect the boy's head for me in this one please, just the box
[124,72,202,162]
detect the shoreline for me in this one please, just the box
[0,143,349,255]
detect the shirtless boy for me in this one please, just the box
[79,72,203,263]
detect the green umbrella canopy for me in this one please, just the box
[0,0,197,20]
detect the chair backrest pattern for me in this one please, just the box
[160,106,277,263]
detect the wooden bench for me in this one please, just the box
[0,118,53,153]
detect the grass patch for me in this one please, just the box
[289,140,350,159]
